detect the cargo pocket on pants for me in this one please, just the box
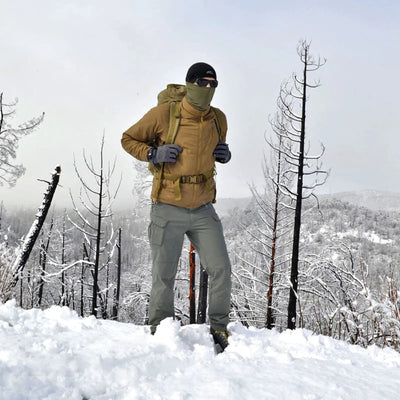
[211,212,222,225]
[148,215,168,246]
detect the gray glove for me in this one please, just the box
[213,142,231,163]
[150,144,182,165]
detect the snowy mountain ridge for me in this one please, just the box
[319,190,400,212]
[0,300,399,400]
[214,190,400,216]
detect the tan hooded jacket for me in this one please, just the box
[121,97,227,209]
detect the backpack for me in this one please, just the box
[150,84,224,201]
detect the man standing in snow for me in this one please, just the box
[121,62,231,350]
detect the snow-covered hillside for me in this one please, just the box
[0,301,399,400]
[320,190,400,212]
[214,190,400,216]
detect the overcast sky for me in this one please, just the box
[1,0,399,210]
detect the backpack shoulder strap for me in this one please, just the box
[166,101,181,144]
[150,101,182,201]
[211,107,226,142]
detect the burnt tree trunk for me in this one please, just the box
[7,166,61,300]
[189,244,196,324]
[197,265,208,324]
[61,212,67,306]
[112,228,122,320]
[266,132,286,329]
[37,218,54,306]
[81,242,90,317]
[91,141,104,317]
[287,47,308,330]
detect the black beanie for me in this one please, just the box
[186,62,217,83]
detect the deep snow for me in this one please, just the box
[0,300,399,400]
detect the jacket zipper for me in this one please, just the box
[193,115,204,206]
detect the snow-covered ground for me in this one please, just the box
[335,228,393,245]
[1,300,399,400]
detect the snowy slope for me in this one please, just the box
[0,301,399,400]
[320,190,400,212]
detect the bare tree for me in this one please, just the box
[111,227,122,320]
[0,93,44,187]
[275,41,328,329]
[69,134,121,317]
[251,111,296,329]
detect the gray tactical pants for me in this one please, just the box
[148,202,231,332]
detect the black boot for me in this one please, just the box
[210,328,229,352]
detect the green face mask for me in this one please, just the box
[186,82,215,111]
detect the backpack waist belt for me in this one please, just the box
[180,173,210,184]
[158,168,215,201]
